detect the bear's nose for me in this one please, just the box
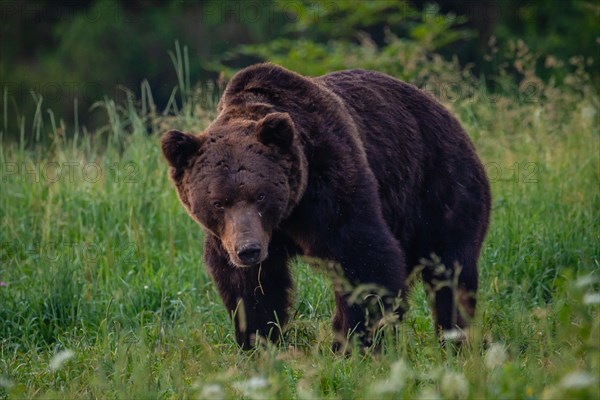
[237,243,261,265]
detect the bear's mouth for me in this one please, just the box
[229,248,268,268]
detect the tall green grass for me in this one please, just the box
[0,54,598,398]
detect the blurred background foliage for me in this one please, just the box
[1,0,598,139]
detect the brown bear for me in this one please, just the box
[161,63,491,350]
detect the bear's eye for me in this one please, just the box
[213,201,224,210]
[257,193,266,202]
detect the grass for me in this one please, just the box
[0,62,599,399]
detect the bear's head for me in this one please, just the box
[161,112,306,267]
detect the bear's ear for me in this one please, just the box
[256,112,295,150]
[161,130,201,169]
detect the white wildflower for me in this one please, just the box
[296,380,318,400]
[233,376,268,398]
[0,376,14,389]
[49,349,74,372]
[583,292,600,305]
[369,379,400,395]
[581,106,597,121]
[560,371,595,390]
[369,359,409,395]
[417,387,441,400]
[440,371,469,399]
[200,383,225,400]
[442,329,465,342]
[575,274,597,288]
[485,343,508,370]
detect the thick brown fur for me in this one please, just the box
[161,63,491,350]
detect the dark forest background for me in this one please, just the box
[2,0,598,137]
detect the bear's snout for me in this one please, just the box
[222,205,270,267]
[236,243,262,265]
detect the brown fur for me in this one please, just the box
[161,63,491,350]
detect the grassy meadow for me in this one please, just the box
[0,60,599,399]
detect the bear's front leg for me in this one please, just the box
[203,234,294,349]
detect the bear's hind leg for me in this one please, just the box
[422,249,478,341]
